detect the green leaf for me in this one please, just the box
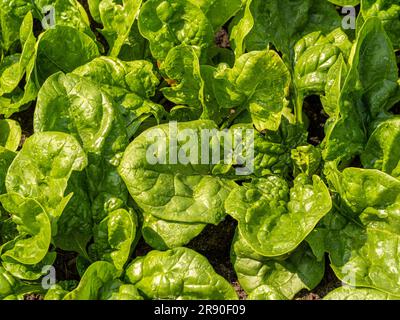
[324,286,400,300]
[0,193,51,265]
[229,0,254,57]
[361,116,400,178]
[226,174,332,257]
[99,280,143,300]
[44,281,78,300]
[231,230,324,299]
[0,12,36,96]
[0,147,16,195]
[5,132,87,222]
[0,0,33,51]
[72,56,165,137]
[34,72,129,221]
[189,0,244,31]
[53,172,92,258]
[35,0,94,38]
[63,261,119,300]
[2,251,56,280]
[322,18,398,162]
[125,247,238,299]
[142,213,205,250]
[98,0,142,57]
[360,0,400,50]
[0,120,21,152]
[118,120,236,225]
[138,0,214,61]
[213,50,291,131]
[90,209,137,270]
[35,25,100,85]
[242,0,340,58]
[324,168,400,296]
[161,44,205,109]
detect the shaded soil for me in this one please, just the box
[303,96,328,146]
[9,106,34,149]
[53,250,80,282]
[187,216,247,299]
[215,28,231,49]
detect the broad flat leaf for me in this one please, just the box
[322,18,398,162]
[125,247,238,299]
[138,0,214,61]
[360,0,400,50]
[161,45,205,109]
[0,0,33,51]
[119,120,237,225]
[0,12,36,96]
[2,251,56,280]
[53,172,92,257]
[34,72,129,221]
[324,168,400,296]
[142,214,205,250]
[189,0,244,31]
[35,26,100,85]
[72,56,165,138]
[0,147,16,195]
[88,0,142,56]
[243,0,340,58]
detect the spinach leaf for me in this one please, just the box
[138,0,214,61]
[213,50,291,131]
[125,247,238,299]
[231,230,324,299]
[226,174,332,257]
[119,120,237,225]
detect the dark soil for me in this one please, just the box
[187,216,247,299]
[215,28,231,49]
[9,106,34,149]
[303,96,328,146]
[24,293,44,300]
[53,250,80,282]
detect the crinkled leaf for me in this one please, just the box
[90,209,136,270]
[138,0,214,61]
[5,132,87,222]
[125,247,238,299]
[226,174,332,257]
[213,50,290,131]
[231,230,324,299]
[0,193,51,265]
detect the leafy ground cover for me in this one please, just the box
[0,0,400,300]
